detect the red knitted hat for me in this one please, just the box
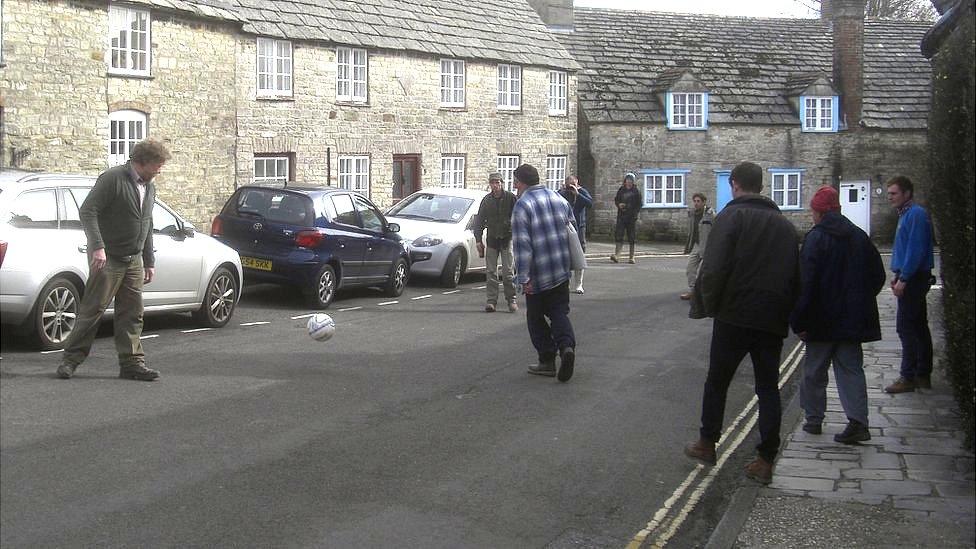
[810,186,841,213]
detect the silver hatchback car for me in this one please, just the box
[0,169,243,350]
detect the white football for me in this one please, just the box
[307,313,336,342]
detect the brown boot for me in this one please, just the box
[628,243,636,264]
[745,456,773,484]
[683,438,717,466]
[915,376,932,389]
[884,377,916,394]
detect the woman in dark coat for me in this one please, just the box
[611,172,642,263]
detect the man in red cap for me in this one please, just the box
[790,186,885,444]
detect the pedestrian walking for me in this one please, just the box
[558,175,592,294]
[684,161,799,484]
[56,139,171,381]
[791,186,885,444]
[610,172,642,264]
[512,164,577,382]
[471,172,518,313]
[680,193,715,300]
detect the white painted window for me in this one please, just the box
[771,171,802,209]
[802,96,835,131]
[441,156,465,188]
[669,93,706,129]
[440,59,465,107]
[337,47,368,103]
[643,172,686,207]
[339,155,370,196]
[497,64,522,110]
[253,155,290,185]
[545,156,567,191]
[548,71,568,115]
[107,4,150,76]
[496,155,520,192]
[108,110,147,167]
[256,38,293,97]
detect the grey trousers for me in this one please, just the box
[801,341,869,426]
[686,243,703,289]
[485,243,515,305]
[62,255,146,368]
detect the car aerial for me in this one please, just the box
[385,187,487,287]
[211,185,409,308]
[0,169,243,350]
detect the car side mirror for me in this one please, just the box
[387,222,400,233]
[181,223,196,238]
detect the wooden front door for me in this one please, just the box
[392,155,421,203]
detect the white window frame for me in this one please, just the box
[107,4,151,76]
[548,71,568,116]
[256,37,293,97]
[801,96,836,132]
[108,110,147,167]
[253,155,290,186]
[643,171,687,208]
[497,64,522,111]
[440,59,465,108]
[338,155,370,196]
[668,93,706,129]
[770,170,803,209]
[545,156,567,191]
[337,47,368,103]
[496,155,520,192]
[440,156,465,189]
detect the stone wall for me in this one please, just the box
[584,123,928,241]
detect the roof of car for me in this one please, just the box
[0,169,96,189]
[403,187,488,200]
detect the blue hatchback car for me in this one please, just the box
[212,186,409,308]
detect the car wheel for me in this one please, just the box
[307,264,337,308]
[193,266,238,328]
[439,248,464,288]
[385,257,409,297]
[33,276,80,351]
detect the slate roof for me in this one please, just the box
[558,8,931,129]
[126,0,244,23]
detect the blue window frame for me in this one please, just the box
[666,92,708,130]
[800,95,839,132]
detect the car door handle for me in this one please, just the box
[78,245,87,253]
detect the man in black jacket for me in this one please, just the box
[685,161,799,485]
[791,186,885,444]
[471,172,518,312]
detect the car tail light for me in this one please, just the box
[0,240,6,268]
[295,230,324,248]
[211,216,223,237]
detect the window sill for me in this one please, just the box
[496,108,523,114]
[439,106,467,112]
[255,95,295,102]
[107,71,153,80]
[336,100,370,107]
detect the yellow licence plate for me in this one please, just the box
[241,256,272,271]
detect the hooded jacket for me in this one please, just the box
[790,210,885,342]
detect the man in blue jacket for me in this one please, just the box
[884,176,936,394]
[791,187,885,444]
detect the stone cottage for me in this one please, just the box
[551,0,932,239]
[0,0,580,227]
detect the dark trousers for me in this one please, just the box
[897,271,934,381]
[614,217,637,244]
[525,281,576,363]
[699,319,784,463]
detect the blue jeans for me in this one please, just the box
[700,319,783,463]
[801,341,868,426]
[525,281,575,363]
[896,272,933,381]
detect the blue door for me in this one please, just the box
[715,170,732,212]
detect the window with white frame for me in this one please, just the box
[497,64,522,110]
[643,172,686,207]
[441,156,465,188]
[253,155,290,185]
[107,4,150,76]
[337,47,368,103]
[256,38,292,97]
[545,156,567,191]
[440,59,465,108]
[802,96,835,131]
[339,155,370,195]
[770,171,802,209]
[548,71,567,115]
[669,93,706,129]
[108,110,147,167]
[497,155,520,192]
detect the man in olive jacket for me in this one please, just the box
[471,172,518,312]
[685,161,799,485]
[57,139,171,382]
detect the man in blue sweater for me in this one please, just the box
[884,176,936,394]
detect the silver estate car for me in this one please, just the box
[385,187,487,287]
[0,169,243,350]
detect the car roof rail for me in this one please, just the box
[15,173,96,184]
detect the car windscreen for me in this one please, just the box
[231,189,312,226]
[386,193,474,224]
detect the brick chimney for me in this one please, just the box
[831,0,866,129]
[526,0,574,31]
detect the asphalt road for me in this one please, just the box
[1,255,801,548]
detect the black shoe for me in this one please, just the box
[56,363,77,379]
[119,364,160,381]
[802,422,822,435]
[527,361,556,377]
[557,347,575,382]
[834,420,871,444]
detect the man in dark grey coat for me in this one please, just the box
[56,139,171,381]
[685,161,799,485]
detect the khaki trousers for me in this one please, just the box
[485,243,516,305]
